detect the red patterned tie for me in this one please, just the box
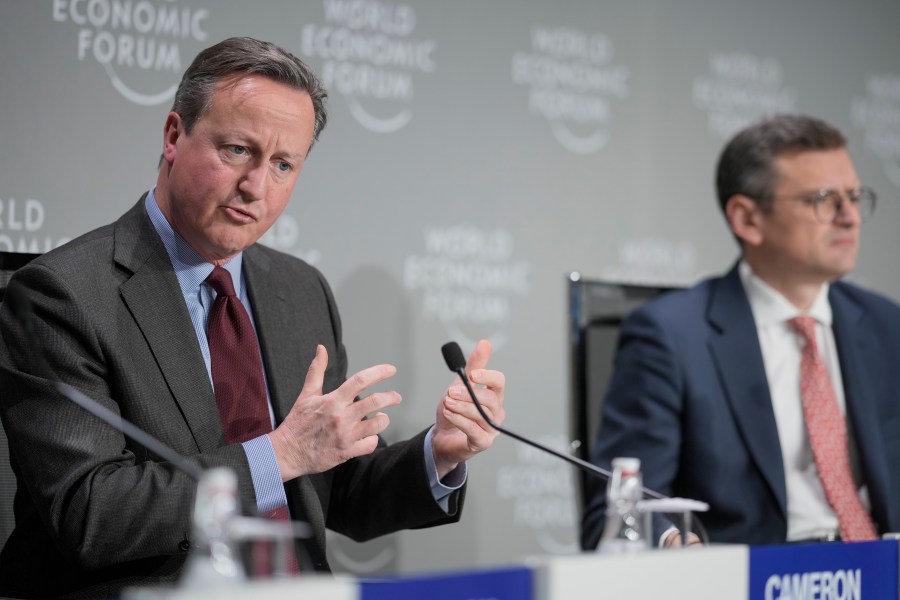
[789,316,877,542]
[206,266,297,572]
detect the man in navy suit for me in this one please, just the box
[582,114,900,549]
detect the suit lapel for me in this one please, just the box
[242,246,327,543]
[831,286,891,530]
[114,199,224,452]
[707,266,787,516]
[243,247,310,423]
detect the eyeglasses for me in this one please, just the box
[769,186,877,223]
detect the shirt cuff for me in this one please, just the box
[424,426,466,512]
[659,526,676,548]
[242,435,288,513]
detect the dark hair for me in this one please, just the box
[171,37,328,151]
[715,114,846,214]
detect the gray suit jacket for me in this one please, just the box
[0,199,462,598]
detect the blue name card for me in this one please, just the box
[749,540,898,600]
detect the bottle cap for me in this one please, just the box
[611,456,640,473]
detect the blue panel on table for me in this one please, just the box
[749,540,897,600]
[361,565,532,600]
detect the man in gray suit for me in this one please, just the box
[0,37,506,598]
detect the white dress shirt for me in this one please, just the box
[739,261,869,541]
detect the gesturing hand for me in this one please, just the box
[431,339,506,478]
[268,345,401,481]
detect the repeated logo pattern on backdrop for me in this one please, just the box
[601,238,698,286]
[403,226,531,350]
[52,0,210,106]
[852,74,900,189]
[496,434,578,554]
[512,26,631,154]
[301,0,437,133]
[0,198,70,254]
[693,52,797,139]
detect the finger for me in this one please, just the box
[448,385,502,421]
[662,531,701,548]
[473,385,505,421]
[346,434,380,458]
[662,531,682,548]
[300,344,328,396]
[441,405,497,450]
[336,363,398,403]
[469,368,505,391]
[444,396,497,433]
[465,339,493,377]
[348,391,402,421]
[334,413,391,461]
[354,411,391,439]
[474,389,506,425]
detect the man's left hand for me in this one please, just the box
[431,339,506,478]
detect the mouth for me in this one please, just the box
[829,236,857,247]
[222,205,257,224]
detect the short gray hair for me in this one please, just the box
[171,37,328,151]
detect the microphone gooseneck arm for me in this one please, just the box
[440,341,666,500]
[55,381,205,481]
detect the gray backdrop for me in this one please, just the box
[2,0,899,577]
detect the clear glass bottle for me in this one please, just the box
[598,457,646,554]
[179,467,246,586]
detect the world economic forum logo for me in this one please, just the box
[512,26,631,155]
[693,52,797,140]
[852,74,900,189]
[301,0,437,134]
[601,238,698,287]
[496,434,580,554]
[403,226,531,351]
[52,0,211,106]
[0,195,71,253]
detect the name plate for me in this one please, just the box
[749,540,898,600]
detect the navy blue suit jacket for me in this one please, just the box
[581,264,900,549]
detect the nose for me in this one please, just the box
[237,163,267,202]
[833,197,862,227]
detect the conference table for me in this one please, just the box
[126,538,899,599]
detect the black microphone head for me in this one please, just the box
[441,341,466,372]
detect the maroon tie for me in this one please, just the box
[789,316,877,542]
[206,266,270,444]
[206,266,297,572]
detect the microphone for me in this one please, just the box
[440,341,665,500]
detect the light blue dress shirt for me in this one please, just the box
[143,191,464,512]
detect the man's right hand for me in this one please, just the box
[662,529,703,548]
[267,344,401,481]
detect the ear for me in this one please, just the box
[161,112,182,166]
[725,194,765,247]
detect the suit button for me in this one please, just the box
[178,540,191,552]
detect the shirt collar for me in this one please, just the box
[739,260,831,328]
[144,188,245,297]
